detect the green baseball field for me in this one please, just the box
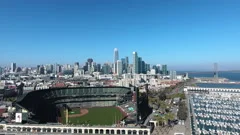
[61,107,125,126]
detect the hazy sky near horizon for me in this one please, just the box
[1,0,240,70]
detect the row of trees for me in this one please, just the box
[168,93,186,100]
[177,101,188,120]
[150,89,176,127]
[155,112,175,126]
[149,97,169,111]
[4,97,16,102]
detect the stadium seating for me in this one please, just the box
[16,87,133,123]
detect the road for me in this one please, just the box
[171,79,197,94]
[149,79,195,135]
[143,113,154,126]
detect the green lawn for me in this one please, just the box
[61,107,124,126]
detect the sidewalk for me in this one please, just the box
[152,124,191,135]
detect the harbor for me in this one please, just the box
[189,92,240,135]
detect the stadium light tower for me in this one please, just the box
[66,108,68,124]
[63,104,69,124]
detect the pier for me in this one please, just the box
[184,87,240,93]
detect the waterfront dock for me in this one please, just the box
[190,93,240,135]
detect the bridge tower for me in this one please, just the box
[213,63,218,82]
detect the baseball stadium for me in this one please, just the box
[14,86,152,127]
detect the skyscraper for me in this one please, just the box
[138,57,142,73]
[54,63,58,74]
[74,62,79,68]
[57,65,62,73]
[156,64,161,74]
[121,58,126,73]
[114,48,119,74]
[87,58,94,74]
[15,67,22,73]
[117,60,122,76]
[102,63,111,74]
[152,65,157,71]
[133,52,139,74]
[141,61,146,74]
[50,64,54,73]
[152,65,160,74]
[145,64,151,72]
[125,56,130,73]
[93,62,97,72]
[114,48,119,63]
[162,64,168,75]
[170,70,177,80]
[97,64,101,72]
[84,62,88,72]
[37,65,41,74]
[0,67,2,75]
[125,56,129,68]
[74,62,79,75]
[45,64,53,73]
[11,63,16,73]
[39,65,45,75]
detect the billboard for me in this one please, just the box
[15,113,22,123]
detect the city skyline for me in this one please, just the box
[1,59,235,72]
[0,50,237,71]
[1,1,240,70]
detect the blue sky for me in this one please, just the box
[0,0,240,70]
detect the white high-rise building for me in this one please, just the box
[54,63,58,74]
[88,63,94,74]
[114,48,119,74]
[11,63,16,73]
[117,60,122,76]
[185,72,189,79]
[133,52,138,74]
[170,70,177,80]
[74,62,79,76]
[150,69,156,75]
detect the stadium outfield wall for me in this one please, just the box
[0,124,151,135]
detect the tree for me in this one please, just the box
[156,116,166,126]
[179,101,186,107]
[169,93,186,100]
[191,84,197,87]
[159,91,167,101]
[165,108,170,113]
[165,113,175,121]
[149,97,157,105]
[177,101,188,120]
[158,101,167,109]
[178,93,186,99]
[177,109,187,120]
[165,113,175,126]
[157,100,170,114]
